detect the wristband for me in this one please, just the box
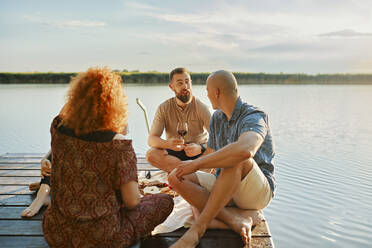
[200,144,206,154]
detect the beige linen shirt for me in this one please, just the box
[150,96,211,144]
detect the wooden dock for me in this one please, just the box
[0,153,274,248]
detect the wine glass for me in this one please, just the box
[177,121,188,142]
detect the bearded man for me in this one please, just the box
[146,67,211,172]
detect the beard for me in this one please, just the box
[175,90,191,103]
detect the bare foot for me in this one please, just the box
[21,184,50,218]
[227,211,254,246]
[191,206,229,229]
[170,226,202,248]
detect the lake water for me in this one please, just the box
[1,84,372,247]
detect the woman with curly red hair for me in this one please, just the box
[24,67,174,247]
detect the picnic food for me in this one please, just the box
[139,179,178,197]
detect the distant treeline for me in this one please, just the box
[1,72,372,85]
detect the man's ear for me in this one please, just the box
[169,83,174,91]
[215,88,220,98]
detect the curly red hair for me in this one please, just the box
[59,67,128,136]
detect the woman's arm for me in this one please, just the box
[114,134,141,209]
[120,181,141,209]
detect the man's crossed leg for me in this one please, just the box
[168,158,265,248]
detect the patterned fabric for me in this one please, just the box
[207,97,276,194]
[43,116,174,247]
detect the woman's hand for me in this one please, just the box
[40,158,51,179]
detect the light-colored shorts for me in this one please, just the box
[195,162,272,210]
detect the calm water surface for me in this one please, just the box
[1,84,372,247]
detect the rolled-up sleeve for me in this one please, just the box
[240,113,268,139]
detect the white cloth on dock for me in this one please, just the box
[138,171,194,234]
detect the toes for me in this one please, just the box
[247,228,252,245]
[21,208,31,217]
[240,226,252,246]
[27,209,36,217]
[240,228,248,244]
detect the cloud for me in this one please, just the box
[138,31,240,52]
[124,2,162,11]
[24,15,106,28]
[135,9,293,52]
[319,29,372,38]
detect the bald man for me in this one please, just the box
[168,70,276,248]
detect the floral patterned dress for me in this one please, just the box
[42,117,174,247]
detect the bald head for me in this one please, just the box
[207,70,238,97]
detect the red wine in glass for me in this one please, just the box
[177,122,188,140]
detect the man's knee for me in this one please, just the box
[220,158,254,178]
[146,148,162,164]
[239,158,254,179]
[145,149,154,163]
[168,169,198,190]
[240,158,254,170]
[167,169,182,189]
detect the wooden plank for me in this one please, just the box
[0,158,41,163]
[0,236,48,248]
[0,169,158,177]
[0,195,34,206]
[141,235,244,248]
[0,220,43,235]
[143,228,272,248]
[251,237,274,248]
[0,161,40,165]
[2,153,148,158]
[0,170,41,177]
[0,186,32,195]
[1,153,45,158]
[154,228,238,238]
[0,207,44,220]
[154,223,270,238]
[0,156,149,164]
[252,220,271,237]
[0,164,156,173]
[0,177,41,185]
[0,162,154,170]
[0,163,40,169]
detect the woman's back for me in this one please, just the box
[43,116,140,247]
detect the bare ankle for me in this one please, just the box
[192,223,207,238]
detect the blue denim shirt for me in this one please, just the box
[207,97,276,194]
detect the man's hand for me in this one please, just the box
[184,143,202,157]
[168,139,184,151]
[40,158,51,179]
[175,160,198,181]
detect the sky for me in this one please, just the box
[1,0,372,73]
